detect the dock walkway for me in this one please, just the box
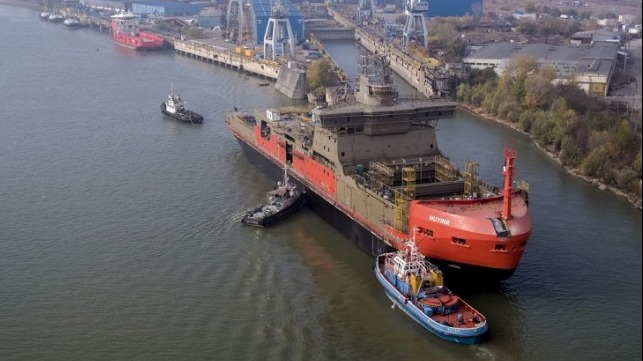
[173,39,281,80]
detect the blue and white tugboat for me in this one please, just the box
[374,234,488,344]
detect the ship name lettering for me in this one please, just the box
[429,215,450,226]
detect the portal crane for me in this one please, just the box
[226,0,251,43]
[357,0,376,23]
[402,0,428,49]
[263,0,295,60]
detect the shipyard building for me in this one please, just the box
[80,0,205,15]
[130,1,205,16]
[463,41,622,96]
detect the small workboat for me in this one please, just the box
[374,233,488,344]
[160,86,203,124]
[241,166,305,227]
[48,13,65,23]
[63,17,85,28]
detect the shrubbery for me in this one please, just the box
[458,57,642,199]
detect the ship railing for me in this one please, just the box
[375,155,442,168]
[228,111,256,128]
[476,179,501,195]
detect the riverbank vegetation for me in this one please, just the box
[457,56,642,206]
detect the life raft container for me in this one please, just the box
[420,297,442,307]
[443,296,458,308]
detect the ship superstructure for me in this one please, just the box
[225,55,531,280]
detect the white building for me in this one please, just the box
[462,41,621,96]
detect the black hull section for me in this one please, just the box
[234,136,514,283]
[161,104,203,124]
[242,196,305,227]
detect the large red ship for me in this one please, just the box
[110,12,165,50]
[225,55,532,281]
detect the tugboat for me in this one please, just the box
[374,231,488,344]
[63,17,85,29]
[241,166,305,227]
[48,13,65,23]
[160,88,203,124]
[225,54,531,281]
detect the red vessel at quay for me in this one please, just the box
[225,55,532,281]
[110,12,165,50]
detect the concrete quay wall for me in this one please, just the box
[275,63,307,99]
[306,27,355,41]
[327,7,437,99]
[174,39,281,80]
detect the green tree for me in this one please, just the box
[582,146,610,177]
[504,55,538,78]
[458,47,641,204]
[614,120,637,154]
[523,66,555,109]
[560,135,583,166]
[306,58,336,91]
[634,148,642,178]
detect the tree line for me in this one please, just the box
[457,56,642,201]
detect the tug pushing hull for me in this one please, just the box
[225,55,531,281]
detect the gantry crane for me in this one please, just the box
[263,0,295,60]
[357,0,376,23]
[402,0,428,49]
[226,0,252,43]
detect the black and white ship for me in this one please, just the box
[160,87,203,124]
[241,167,305,227]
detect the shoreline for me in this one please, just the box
[458,103,642,210]
[2,0,640,210]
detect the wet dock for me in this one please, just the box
[327,6,453,99]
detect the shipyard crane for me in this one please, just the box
[402,0,428,49]
[226,0,252,43]
[263,0,295,60]
[357,0,376,23]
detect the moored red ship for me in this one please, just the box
[225,55,532,281]
[110,12,165,50]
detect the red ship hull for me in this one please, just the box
[225,54,530,282]
[110,15,165,50]
[111,31,165,50]
[226,121,530,282]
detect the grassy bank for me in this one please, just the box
[458,103,642,210]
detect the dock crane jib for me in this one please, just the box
[402,0,428,49]
[358,0,376,23]
[263,0,295,60]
